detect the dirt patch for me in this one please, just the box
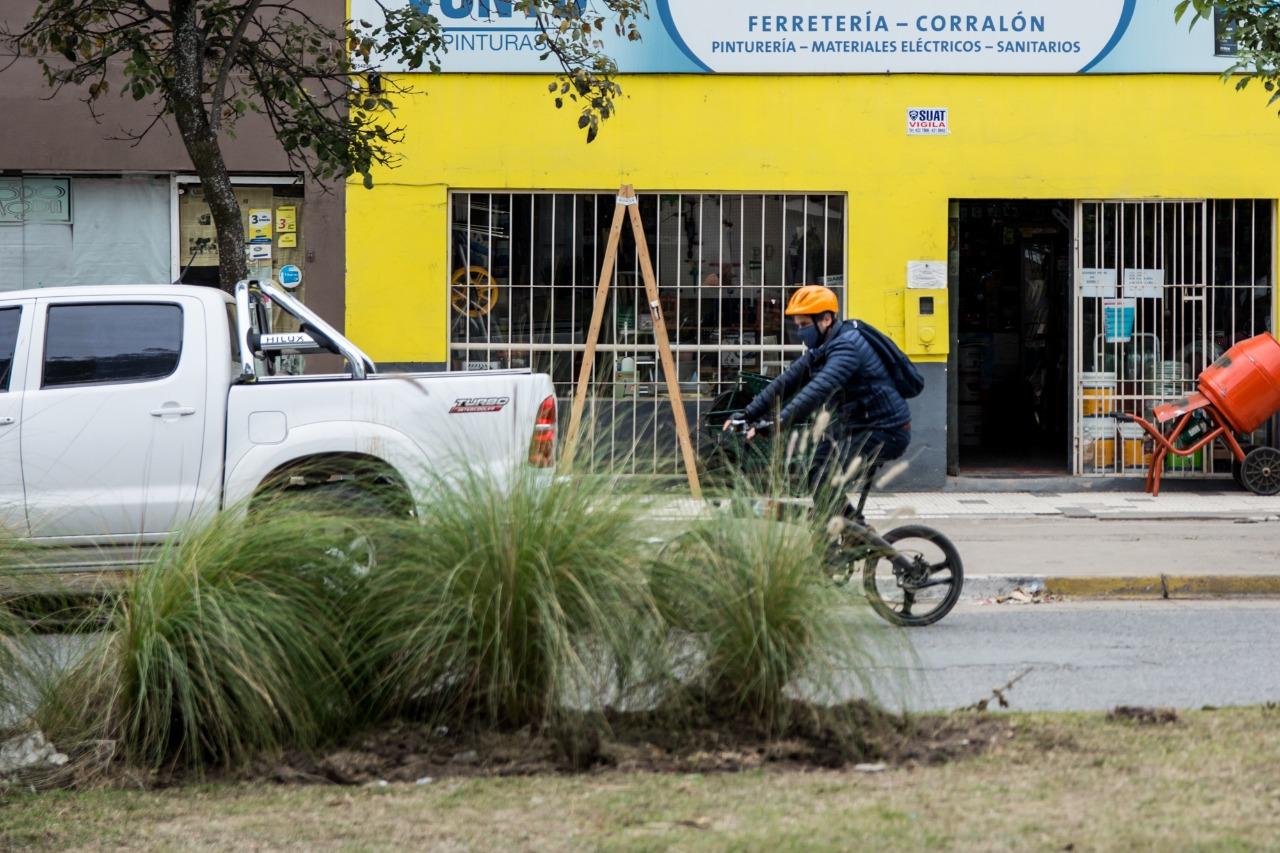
[234,702,1014,786]
[15,702,1019,792]
[1107,705,1180,725]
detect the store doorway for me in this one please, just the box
[950,200,1073,474]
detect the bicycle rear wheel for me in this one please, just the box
[860,524,963,627]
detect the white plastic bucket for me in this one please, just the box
[1081,372,1117,417]
[1083,415,1117,470]
[1118,422,1148,468]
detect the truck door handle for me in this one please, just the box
[0,417,13,426]
[150,405,197,418]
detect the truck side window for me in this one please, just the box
[43,303,183,388]
[0,308,20,392]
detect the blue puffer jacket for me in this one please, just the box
[741,319,912,432]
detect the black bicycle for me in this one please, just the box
[714,417,964,627]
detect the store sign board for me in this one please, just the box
[356,0,1230,74]
[1080,268,1117,298]
[1214,8,1240,57]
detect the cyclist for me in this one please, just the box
[725,284,912,512]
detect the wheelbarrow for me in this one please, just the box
[1116,333,1280,496]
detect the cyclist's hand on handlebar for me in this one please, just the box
[747,419,773,441]
[723,415,749,433]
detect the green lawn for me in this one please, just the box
[5,708,1279,851]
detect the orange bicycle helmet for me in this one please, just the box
[784,284,840,316]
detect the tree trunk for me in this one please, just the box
[170,0,247,293]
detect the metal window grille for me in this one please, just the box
[1074,199,1274,477]
[448,191,847,472]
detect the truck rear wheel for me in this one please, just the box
[278,480,409,579]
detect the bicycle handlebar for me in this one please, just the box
[724,415,773,435]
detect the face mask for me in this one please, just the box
[797,324,822,350]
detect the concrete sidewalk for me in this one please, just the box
[649,492,1280,600]
[869,490,1280,521]
[934,515,1280,599]
[869,491,1280,599]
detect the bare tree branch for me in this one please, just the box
[210,0,264,130]
[107,109,171,146]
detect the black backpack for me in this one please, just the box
[848,319,925,399]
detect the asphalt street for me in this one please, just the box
[9,601,1280,724]
[886,599,1280,713]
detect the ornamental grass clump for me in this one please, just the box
[652,413,903,734]
[652,512,889,734]
[345,466,662,730]
[36,506,361,771]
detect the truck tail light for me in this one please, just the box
[528,395,557,467]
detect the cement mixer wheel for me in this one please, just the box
[1240,446,1280,496]
[1232,444,1258,490]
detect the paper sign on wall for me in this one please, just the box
[1123,268,1163,299]
[248,209,273,240]
[1080,268,1117,298]
[907,260,947,289]
[278,232,297,248]
[276,206,297,233]
[247,242,272,261]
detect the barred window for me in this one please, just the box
[449,191,846,470]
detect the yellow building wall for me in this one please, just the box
[347,74,1280,365]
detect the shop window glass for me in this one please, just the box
[43,303,183,388]
[177,182,304,305]
[0,176,169,291]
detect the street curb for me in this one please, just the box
[1049,575,1280,599]
[963,574,1280,600]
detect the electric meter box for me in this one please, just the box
[903,289,948,355]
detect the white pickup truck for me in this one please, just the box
[0,280,557,569]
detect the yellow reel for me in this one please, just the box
[451,266,499,318]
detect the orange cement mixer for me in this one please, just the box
[1118,333,1280,496]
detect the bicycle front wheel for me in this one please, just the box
[861,524,963,627]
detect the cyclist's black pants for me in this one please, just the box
[808,426,911,518]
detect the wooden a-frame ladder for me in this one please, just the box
[559,184,702,498]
